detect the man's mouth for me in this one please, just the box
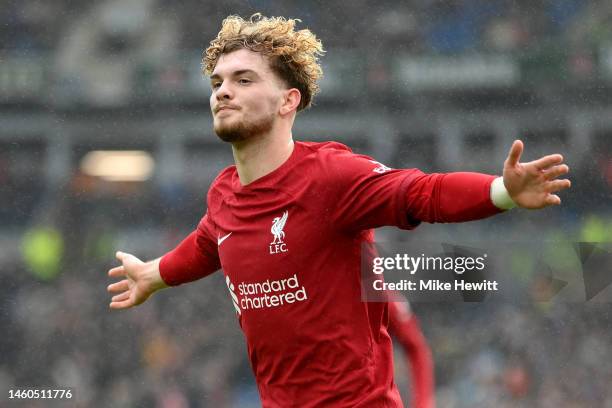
[216,106,239,113]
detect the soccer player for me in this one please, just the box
[107,14,571,407]
[388,293,435,408]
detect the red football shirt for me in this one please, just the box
[160,141,500,407]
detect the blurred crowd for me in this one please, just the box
[2,0,611,55]
[3,0,612,107]
[420,301,612,408]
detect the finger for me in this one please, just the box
[108,266,125,278]
[112,291,130,302]
[545,194,561,206]
[530,154,564,170]
[107,279,129,293]
[543,164,570,180]
[546,179,571,193]
[109,299,134,310]
[506,140,523,166]
[116,251,141,266]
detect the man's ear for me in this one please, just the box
[280,88,301,115]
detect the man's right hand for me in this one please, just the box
[107,251,169,309]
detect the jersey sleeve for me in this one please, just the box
[319,145,503,232]
[320,146,422,231]
[404,171,503,224]
[159,213,221,286]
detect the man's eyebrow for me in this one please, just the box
[210,69,260,81]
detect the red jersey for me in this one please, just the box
[160,141,500,407]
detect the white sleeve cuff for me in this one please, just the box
[490,176,516,210]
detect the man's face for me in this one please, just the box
[209,49,286,143]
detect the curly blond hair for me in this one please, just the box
[203,14,325,111]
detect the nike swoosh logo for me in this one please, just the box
[217,232,232,246]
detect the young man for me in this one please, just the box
[107,15,571,407]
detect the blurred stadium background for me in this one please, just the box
[1,0,612,407]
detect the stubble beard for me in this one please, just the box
[214,112,275,143]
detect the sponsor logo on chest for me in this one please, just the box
[226,273,308,314]
[269,210,289,254]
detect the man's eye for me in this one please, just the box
[238,79,251,85]
[211,82,221,89]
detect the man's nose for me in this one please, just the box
[215,82,233,100]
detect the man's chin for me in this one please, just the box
[213,115,274,144]
[214,124,249,143]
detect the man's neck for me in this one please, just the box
[231,131,295,186]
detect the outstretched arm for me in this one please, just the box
[108,216,221,309]
[405,139,571,224]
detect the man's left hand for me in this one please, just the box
[503,140,571,209]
